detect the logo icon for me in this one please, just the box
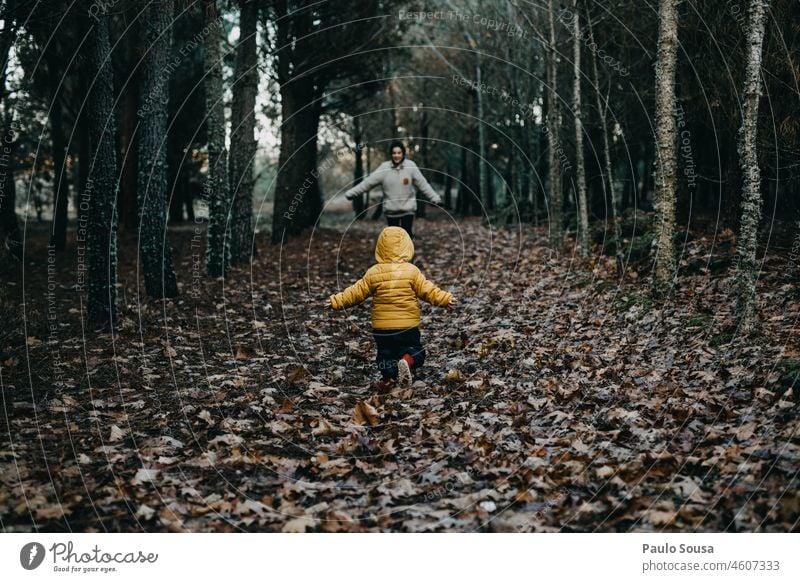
[20,542,46,570]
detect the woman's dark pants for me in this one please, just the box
[386,214,414,239]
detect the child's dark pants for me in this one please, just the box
[373,327,426,380]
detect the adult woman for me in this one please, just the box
[344,141,441,238]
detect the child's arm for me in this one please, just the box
[329,274,373,310]
[412,269,453,307]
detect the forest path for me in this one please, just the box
[0,214,797,532]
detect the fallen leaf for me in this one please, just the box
[282,516,315,533]
[353,401,379,426]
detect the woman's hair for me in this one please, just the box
[389,140,406,158]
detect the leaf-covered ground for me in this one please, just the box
[1,213,799,532]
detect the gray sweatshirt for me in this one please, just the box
[344,159,441,216]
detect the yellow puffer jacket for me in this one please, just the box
[329,227,453,330]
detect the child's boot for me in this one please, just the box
[397,354,414,387]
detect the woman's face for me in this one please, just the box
[391,147,405,165]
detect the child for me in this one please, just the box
[328,227,456,388]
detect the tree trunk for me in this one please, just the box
[476,57,487,213]
[230,0,258,255]
[443,160,453,210]
[204,0,231,277]
[271,75,322,243]
[137,0,178,299]
[586,4,623,275]
[458,146,469,216]
[547,0,563,248]
[735,0,770,330]
[352,116,366,219]
[416,108,428,218]
[77,95,90,212]
[86,14,120,326]
[47,51,70,251]
[572,3,589,258]
[0,109,21,261]
[652,0,679,296]
[119,15,139,231]
[531,121,543,227]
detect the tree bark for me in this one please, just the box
[118,13,140,231]
[0,109,21,261]
[735,0,770,330]
[352,116,366,219]
[204,0,231,277]
[547,0,563,248]
[271,76,322,243]
[572,3,589,258]
[458,145,471,216]
[137,0,178,299]
[443,160,453,210]
[86,14,120,326]
[0,0,21,261]
[416,108,428,218]
[230,0,257,256]
[652,0,679,296]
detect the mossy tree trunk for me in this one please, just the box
[652,0,679,297]
[735,0,770,331]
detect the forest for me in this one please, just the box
[0,0,798,533]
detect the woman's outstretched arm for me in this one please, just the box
[344,163,388,200]
[410,163,442,204]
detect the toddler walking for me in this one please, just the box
[328,227,456,388]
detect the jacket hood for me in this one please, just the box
[375,226,414,264]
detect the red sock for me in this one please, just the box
[402,354,415,368]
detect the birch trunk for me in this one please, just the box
[547,0,563,248]
[572,3,589,257]
[652,0,679,296]
[735,0,770,330]
[204,0,231,277]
